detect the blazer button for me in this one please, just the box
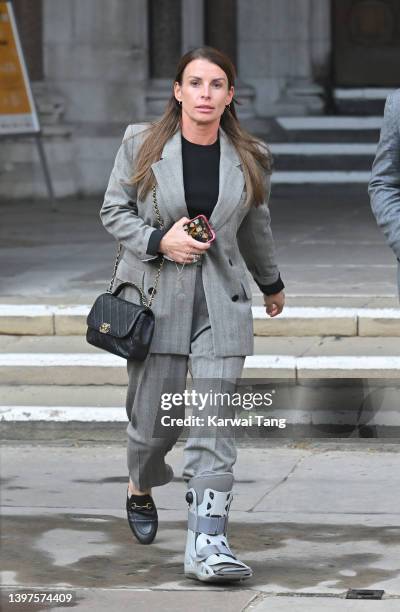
[231,294,239,302]
[148,287,156,295]
[228,258,233,266]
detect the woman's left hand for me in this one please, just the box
[263,290,285,317]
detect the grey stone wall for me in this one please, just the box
[43,0,148,124]
[0,0,332,199]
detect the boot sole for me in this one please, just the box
[184,565,252,583]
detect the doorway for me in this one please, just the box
[333,0,400,86]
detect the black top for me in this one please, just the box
[181,133,220,218]
[146,133,284,296]
[147,134,220,256]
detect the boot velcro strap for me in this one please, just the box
[188,513,227,535]
[195,543,236,561]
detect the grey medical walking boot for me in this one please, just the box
[184,472,252,582]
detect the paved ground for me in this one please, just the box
[0,184,398,304]
[1,188,399,610]
[1,441,400,611]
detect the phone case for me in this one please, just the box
[183,214,216,243]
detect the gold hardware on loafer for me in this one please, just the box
[131,502,153,510]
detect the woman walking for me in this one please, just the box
[100,46,285,582]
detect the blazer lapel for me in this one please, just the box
[151,130,189,224]
[209,127,244,231]
[150,125,245,229]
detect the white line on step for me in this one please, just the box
[272,171,371,184]
[2,403,400,423]
[277,117,382,130]
[0,406,126,422]
[334,88,395,100]
[1,306,399,319]
[0,353,398,370]
[0,305,90,316]
[252,306,360,318]
[0,354,125,366]
[298,356,400,369]
[270,143,376,155]
[0,353,295,369]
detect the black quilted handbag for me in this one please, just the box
[86,185,164,361]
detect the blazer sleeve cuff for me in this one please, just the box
[255,273,285,296]
[146,228,168,255]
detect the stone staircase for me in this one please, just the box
[249,88,395,186]
[1,302,399,439]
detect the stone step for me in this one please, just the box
[272,171,371,184]
[2,334,400,358]
[275,116,382,143]
[271,142,375,171]
[1,395,399,432]
[1,305,399,337]
[271,143,377,155]
[0,384,127,407]
[333,88,393,116]
[1,294,397,308]
[1,337,399,434]
[1,373,399,438]
[0,350,400,384]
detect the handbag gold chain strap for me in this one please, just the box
[107,184,164,308]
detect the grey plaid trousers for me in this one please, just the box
[126,262,246,490]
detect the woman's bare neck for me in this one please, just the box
[180,118,219,145]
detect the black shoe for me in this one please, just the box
[126,487,158,545]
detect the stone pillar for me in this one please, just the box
[238,0,329,116]
[205,0,237,65]
[182,0,204,52]
[12,0,43,81]
[146,0,182,117]
[43,0,148,123]
[149,0,182,78]
[310,0,331,85]
[204,0,255,119]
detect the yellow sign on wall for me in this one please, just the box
[0,1,39,134]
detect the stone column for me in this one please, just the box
[43,0,148,123]
[238,0,328,116]
[205,0,237,64]
[149,0,182,78]
[182,0,204,52]
[146,0,182,117]
[12,0,44,81]
[310,0,331,85]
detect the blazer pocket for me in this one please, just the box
[240,280,253,301]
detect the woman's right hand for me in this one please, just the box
[159,217,211,264]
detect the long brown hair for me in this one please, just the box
[130,46,272,208]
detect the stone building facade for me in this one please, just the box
[1,0,399,198]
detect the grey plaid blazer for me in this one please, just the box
[369,89,400,295]
[100,124,282,356]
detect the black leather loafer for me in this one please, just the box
[126,488,158,545]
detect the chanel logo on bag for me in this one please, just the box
[99,322,111,333]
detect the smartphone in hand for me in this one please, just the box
[183,214,216,243]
